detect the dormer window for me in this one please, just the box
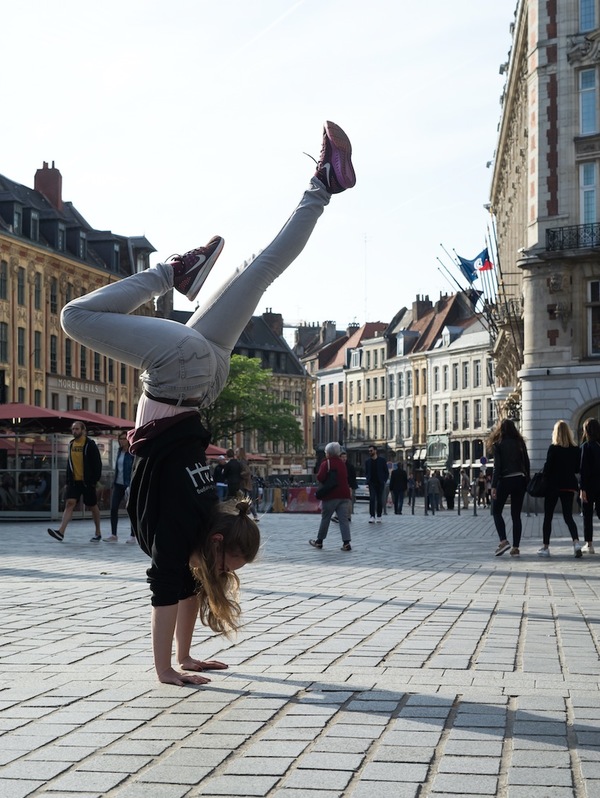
[57,224,66,251]
[30,211,39,242]
[79,233,87,259]
[113,244,120,269]
[13,207,22,235]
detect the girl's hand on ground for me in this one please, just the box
[158,667,212,686]
[179,657,228,672]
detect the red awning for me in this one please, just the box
[0,404,133,432]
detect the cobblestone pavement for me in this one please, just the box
[1,501,599,798]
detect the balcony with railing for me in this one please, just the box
[546,223,600,251]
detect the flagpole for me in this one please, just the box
[487,211,524,361]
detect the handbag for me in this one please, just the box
[526,471,546,498]
[315,461,338,499]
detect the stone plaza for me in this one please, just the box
[0,500,599,798]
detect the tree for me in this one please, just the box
[198,355,303,449]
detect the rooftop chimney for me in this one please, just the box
[34,161,63,212]
[262,309,284,337]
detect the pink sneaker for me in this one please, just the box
[313,121,356,194]
[170,235,224,301]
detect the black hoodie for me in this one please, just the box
[127,412,219,606]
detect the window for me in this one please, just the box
[79,233,87,260]
[474,360,482,388]
[17,268,25,305]
[406,371,412,395]
[434,404,440,430]
[357,380,362,401]
[366,416,371,439]
[328,383,334,405]
[65,339,72,376]
[65,283,72,304]
[34,273,42,310]
[80,345,87,379]
[406,407,412,438]
[462,400,470,429]
[487,398,496,428]
[94,352,101,382]
[34,331,41,369]
[452,363,459,391]
[50,335,57,374]
[373,415,378,439]
[366,351,371,368]
[30,211,39,242]
[452,401,459,430]
[421,368,426,393]
[462,362,469,389]
[581,0,596,32]
[57,223,66,251]
[580,68,597,135]
[109,400,115,416]
[414,370,419,395]
[50,277,58,314]
[13,207,22,234]
[389,410,395,438]
[108,358,114,382]
[18,386,25,403]
[357,413,362,437]
[397,409,403,438]
[380,414,385,438]
[373,379,378,399]
[34,389,42,406]
[443,365,449,391]
[320,385,325,406]
[17,327,25,366]
[389,374,395,399]
[474,399,482,428]
[349,381,354,403]
[373,350,378,368]
[381,376,385,398]
[338,381,343,403]
[121,402,127,418]
[0,322,8,362]
[588,280,600,354]
[366,378,371,400]
[398,373,404,397]
[433,367,440,392]
[443,403,449,430]
[581,162,597,224]
[0,260,7,300]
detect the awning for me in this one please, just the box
[0,403,133,432]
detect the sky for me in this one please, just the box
[4,0,517,331]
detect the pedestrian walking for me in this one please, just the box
[580,416,600,554]
[47,421,103,543]
[538,420,582,558]
[104,432,135,543]
[365,445,388,523]
[488,419,530,557]
[309,441,352,551]
[389,462,408,514]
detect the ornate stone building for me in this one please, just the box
[490,0,600,465]
[0,162,156,417]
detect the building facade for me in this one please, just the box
[491,0,600,466]
[0,162,156,417]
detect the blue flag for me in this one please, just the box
[456,248,491,284]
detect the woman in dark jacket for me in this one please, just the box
[580,416,600,554]
[538,420,581,558]
[488,419,530,557]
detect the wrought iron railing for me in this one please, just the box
[546,223,600,251]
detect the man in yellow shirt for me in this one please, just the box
[48,421,103,542]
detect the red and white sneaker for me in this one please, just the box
[313,121,356,194]
[170,235,225,301]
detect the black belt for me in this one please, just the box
[144,391,200,408]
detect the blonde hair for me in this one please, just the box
[190,497,259,635]
[552,420,576,447]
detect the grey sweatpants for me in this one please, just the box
[61,178,330,406]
